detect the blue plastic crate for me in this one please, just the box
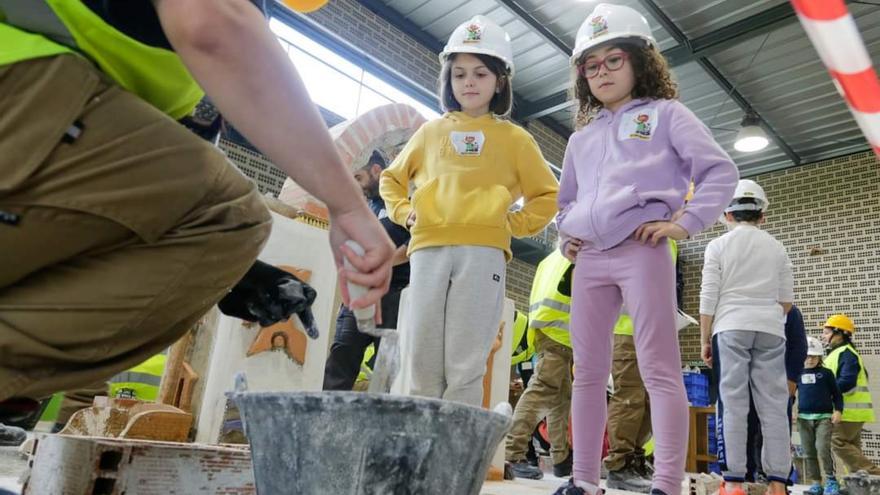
[683,371,711,407]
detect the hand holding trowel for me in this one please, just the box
[343,240,400,394]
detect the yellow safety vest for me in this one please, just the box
[109,353,166,402]
[0,1,204,119]
[356,344,377,384]
[529,250,573,348]
[826,344,875,423]
[511,311,535,366]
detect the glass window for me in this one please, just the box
[269,18,440,121]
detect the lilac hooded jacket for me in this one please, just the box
[557,98,739,251]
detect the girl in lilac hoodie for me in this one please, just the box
[551,4,738,495]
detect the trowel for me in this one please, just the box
[343,240,400,394]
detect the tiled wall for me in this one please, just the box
[677,150,880,457]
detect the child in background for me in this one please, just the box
[799,337,843,495]
[700,179,793,495]
[380,15,558,406]
[554,3,738,495]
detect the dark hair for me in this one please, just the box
[729,197,763,223]
[572,42,678,129]
[439,53,512,116]
[365,149,387,170]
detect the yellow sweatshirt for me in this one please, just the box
[380,112,559,260]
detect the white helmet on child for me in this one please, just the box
[440,15,515,76]
[571,3,655,64]
[724,179,769,213]
[807,337,825,357]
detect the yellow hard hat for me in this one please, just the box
[281,0,328,13]
[824,314,855,334]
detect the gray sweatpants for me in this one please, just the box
[405,245,506,406]
[717,330,791,482]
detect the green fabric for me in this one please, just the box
[2,1,202,118]
[510,311,535,365]
[799,412,833,420]
[356,343,377,383]
[0,22,73,66]
[826,344,875,423]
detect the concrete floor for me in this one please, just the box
[1,439,811,495]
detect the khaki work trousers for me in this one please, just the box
[832,421,880,476]
[605,333,652,471]
[0,55,271,401]
[505,330,573,465]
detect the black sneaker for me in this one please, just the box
[553,451,573,478]
[552,479,591,495]
[509,459,544,480]
[0,422,26,447]
[607,464,653,493]
[635,455,655,477]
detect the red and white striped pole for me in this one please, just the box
[790,0,880,158]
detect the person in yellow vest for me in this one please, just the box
[506,249,574,480]
[0,0,396,445]
[51,353,167,433]
[821,314,880,475]
[353,343,378,392]
[605,240,678,493]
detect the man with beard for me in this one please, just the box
[323,150,411,390]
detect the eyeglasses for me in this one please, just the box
[578,52,630,79]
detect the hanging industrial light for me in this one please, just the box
[734,111,769,152]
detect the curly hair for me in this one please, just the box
[571,42,678,130]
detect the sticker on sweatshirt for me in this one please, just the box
[802,374,817,384]
[618,107,659,141]
[450,131,485,156]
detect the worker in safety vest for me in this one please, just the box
[506,250,575,480]
[0,0,395,447]
[821,314,880,475]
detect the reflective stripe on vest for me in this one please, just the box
[0,0,203,118]
[108,353,166,402]
[826,344,875,423]
[529,251,572,348]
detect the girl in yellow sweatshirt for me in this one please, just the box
[379,15,559,406]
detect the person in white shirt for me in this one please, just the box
[699,179,794,495]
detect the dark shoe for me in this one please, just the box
[651,490,669,495]
[526,439,539,467]
[0,423,27,447]
[509,459,544,480]
[635,455,655,477]
[552,479,591,495]
[0,398,43,430]
[553,451,573,478]
[607,465,653,493]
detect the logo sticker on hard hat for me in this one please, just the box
[464,23,483,43]
[618,108,659,141]
[590,16,609,39]
[450,131,485,155]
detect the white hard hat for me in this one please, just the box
[807,337,825,357]
[571,3,655,65]
[725,179,769,213]
[440,15,515,76]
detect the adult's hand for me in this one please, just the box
[331,205,394,310]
